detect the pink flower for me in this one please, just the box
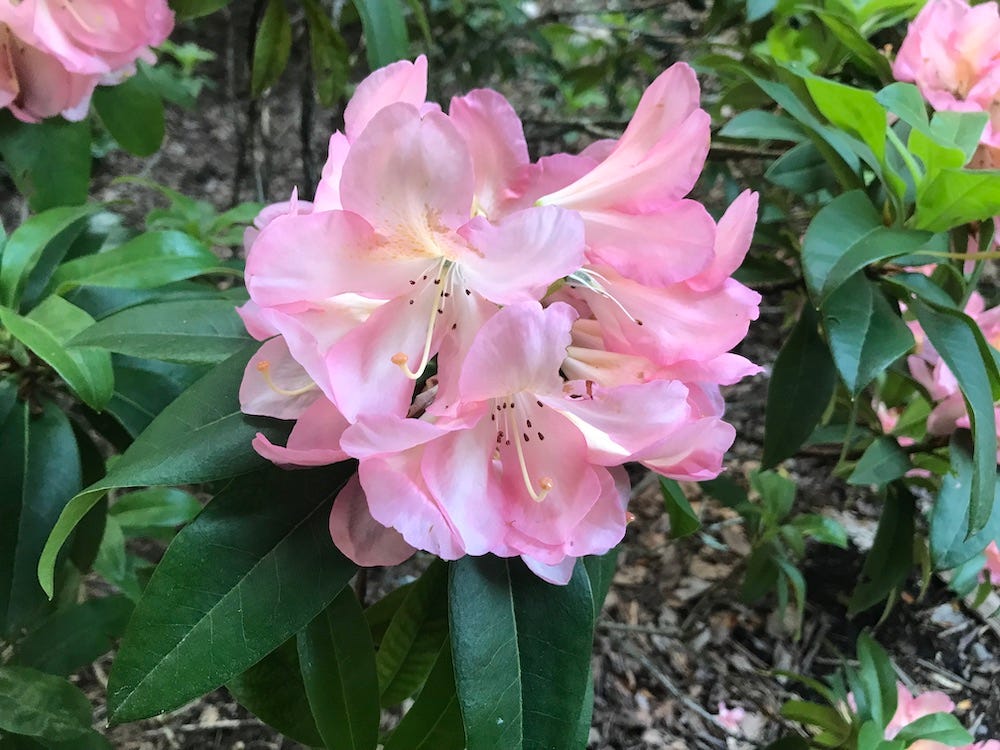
[238,57,760,583]
[0,0,173,122]
[716,702,745,732]
[983,540,1000,585]
[893,0,1000,147]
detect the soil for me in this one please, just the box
[21,1,1000,748]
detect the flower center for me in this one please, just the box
[392,259,457,380]
[491,395,554,502]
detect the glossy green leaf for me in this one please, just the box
[912,299,998,531]
[168,0,233,19]
[848,437,912,486]
[365,583,412,647]
[0,297,113,410]
[251,0,292,96]
[106,356,206,438]
[849,486,914,615]
[0,666,95,742]
[71,299,250,364]
[763,305,837,467]
[781,700,850,735]
[915,168,1000,232]
[583,549,618,620]
[895,712,973,746]
[765,141,839,195]
[0,114,91,212]
[929,435,1000,570]
[718,110,806,142]
[377,560,449,707]
[802,191,934,301]
[0,205,94,308]
[875,83,929,135]
[660,478,700,538]
[814,11,892,79]
[384,644,465,750]
[110,488,202,532]
[856,633,898,728]
[0,401,81,637]
[823,274,914,394]
[789,514,848,547]
[106,464,357,723]
[37,344,290,597]
[449,556,594,750]
[14,596,133,676]
[48,231,219,295]
[909,111,988,177]
[805,77,886,163]
[227,639,323,747]
[299,587,379,750]
[303,0,350,106]
[92,72,165,157]
[353,0,409,69]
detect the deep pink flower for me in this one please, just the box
[0,0,172,122]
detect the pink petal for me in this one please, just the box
[329,474,416,566]
[635,416,736,481]
[521,555,576,585]
[449,88,530,217]
[312,131,350,210]
[504,152,598,211]
[359,454,467,559]
[341,413,449,458]
[688,190,759,292]
[240,337,319,419]
[252,397,349,467]
[340,102,475,236]
[237,300,280,341]
[343,55,428,141]
[580,200,716,287]
[456,207,586,305]
[458,301,576,402]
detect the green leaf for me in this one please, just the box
[48,231,219,295]
[92,72,165,157]
[303,0,350,106]
[876,83,931,136]
[365,583,412,647]
[823,274,914,394]
[660,478,700,538]
[909,111,988,177]
[718,110,806,142]
[764,739,811,750]
[752,470,797,523]
[804,76,886,163]
[849,486,915,615]
[299,587,380,750]
[13,596,133,676]
[763,305,837,467]
[813,11,893,79]
[109,488,202,533]
[781,700,850,735]
[227,639,323,747]
[449,556,594,750]
[0,666,95,742]
[911,299,998,531]
[929,435,1000,570]
[802,191,934,301]
[168,0,233,19]
[377,560,449,707]
[915,168,1000,232]
[894,712,973,747]
[251,0,292,96]
[383,644,465,750]
[856,633,898,728]
[0,205,94,308]
[37,344,290,597]
[70,299,250,365]
[0,297,114,410]
[583,549,618,620]
[849,437,912,486]
[0,401,81,637]
[765,141,839,195]
[0,114,91,212]
[106,356,206,438]
[353,0,409,69]
[106,464,357,723]
[789,514,848,547]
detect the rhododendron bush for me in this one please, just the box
[0,0,1000,747]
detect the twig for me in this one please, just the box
[177,718,259,731]
[597,619,681,637]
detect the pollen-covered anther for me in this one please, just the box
[391,352,409,366]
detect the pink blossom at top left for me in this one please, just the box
[0,0,173,122]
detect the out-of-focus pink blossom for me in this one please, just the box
[983,540,1000,585]
[238,57,761,582]
[876,682,1000,750]
[893,0,1000,147]
[716,702,745,732]
[0,0,173,122]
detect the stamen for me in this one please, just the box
[392,261,450,380]
[567,269,645,326]
[506,399,552,502]
[256,360,318,397]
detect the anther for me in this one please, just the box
[526,419,532,428]
[536,400,543,407]
[523,433,530,442]
[409,300,415,305]
[537,432,544,440]
[409,280,416,285]
[465,289,471,295]
[391,353,409,366]
[539,477,554,492]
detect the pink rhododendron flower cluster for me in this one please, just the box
[0,0,173,122]
[893,0,1000,158]
[880,682,999,750]
[238,56,761,584]
[907,293,1000,445]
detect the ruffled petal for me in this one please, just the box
[252,396,350,467]
[312,131,350,210]
[343,55,428,141]
[329,474,416,566]
[687,190,759,292]
[456,206,586,305]
[240,337,319,419]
